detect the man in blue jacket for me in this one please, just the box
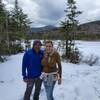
[22,40,43,100]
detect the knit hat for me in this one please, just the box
[33,40,42,46]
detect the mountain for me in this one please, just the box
[78,20,100,34]
[30,25,57,33]
[30,20,100,34]
[29,20,100,40]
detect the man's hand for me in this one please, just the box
[23,78,29,83]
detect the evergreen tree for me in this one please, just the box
[10,0,31,40]
[0,0,10,57]
[0,0,6,40]
[7,0,31,54]
[61,0,82,62]
[0,0,31,60]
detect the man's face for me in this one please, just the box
[45,43,53,53]
[34,43,41,52]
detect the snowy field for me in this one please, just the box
[0,40,100,100]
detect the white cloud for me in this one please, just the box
[20,0,39,22]
[76,0,100,23]
[3,0,100,27]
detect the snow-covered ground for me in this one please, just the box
[0,41,100,100]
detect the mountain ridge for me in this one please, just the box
[30,25,57,33]
[30,20,100,35]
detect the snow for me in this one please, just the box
[0,53,25,100]
[0,41,100,100]
[75,40,100,56]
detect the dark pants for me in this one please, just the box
[24,78,42,100]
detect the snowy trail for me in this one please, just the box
[0,41,100,100]
[0,54,100,100]
[0,53,25,100]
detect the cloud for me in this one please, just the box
[31,0,66,27]
[3,0,40,24]
[20,0,39,22]
[3,0,100,27]
[76,0,100,23]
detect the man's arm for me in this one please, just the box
[22,52,29,79]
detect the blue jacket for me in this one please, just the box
[22,48,43,79]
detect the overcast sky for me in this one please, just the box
[3,0,100,27]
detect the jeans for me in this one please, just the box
[44,79,56,100]
[23,78,42,100]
